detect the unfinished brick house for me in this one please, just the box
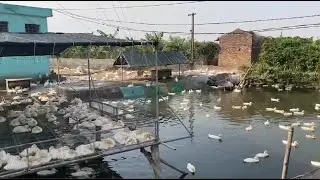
[216,28,263,69]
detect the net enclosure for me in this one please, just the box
[0,32,156,57]
[113,51,189,68]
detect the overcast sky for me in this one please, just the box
[1,1,320,41]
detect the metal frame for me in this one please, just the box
[0,40,193,178]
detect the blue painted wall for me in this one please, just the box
[0,3,52,82]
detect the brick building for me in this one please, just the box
[216,28,263,69]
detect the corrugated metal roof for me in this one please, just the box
[0,32,151,46]
[114,51,189,68]
[0,32,155,57]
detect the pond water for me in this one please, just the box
[18,84,320,179]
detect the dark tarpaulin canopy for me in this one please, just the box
[0,32,155,57]
[113,51,189,68]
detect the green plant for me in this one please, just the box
[247,37,320,86]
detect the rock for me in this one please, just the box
[207,73,241,90]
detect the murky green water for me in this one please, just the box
[14,85,320,178]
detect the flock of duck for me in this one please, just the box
[0,83,154,176]
[181,83,320,175]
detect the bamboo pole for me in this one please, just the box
[281,127,294,179]
[87,46,92,107]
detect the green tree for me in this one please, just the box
[249,36,320,85]
[196,41,219,64]
[143,32,165,51]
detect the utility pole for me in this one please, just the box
[188,13,196,70]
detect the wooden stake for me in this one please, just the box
[281,127,294,179]
[151,145,161,179]
[95,126,101,142]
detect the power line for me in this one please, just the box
[52,8,320,26]
[54,9,188,34]
[54,9,320,35]
[195,13,320,26]
[55,1,93,33]
[53,1,206,11]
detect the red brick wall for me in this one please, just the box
[218,32,253,68]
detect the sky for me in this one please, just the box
[1,1,320,41]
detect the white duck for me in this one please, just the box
[79,121,95,129]
[264,120,270,126]
[266,107,277,112]
[187,163,195,175]
[243,102,252,106]
[195,89,201,93]
[279,125,290,131]
[94,138,116,150]
[283,112,293,116]
[13,96,22,100]
[293,111,304,116]
[214,106,221,110]
[303,122,315,126]
[255,150,269,158]
[289,108,300,112]
[27,118,38,127]
[232,105,242,110]
[243,155,259,163]
[306,134,316,139]
[46,113,57,122]
[168,92,176,96]
[245,125,252,131]
[282,140,298,147]
[181,90,186,94]
[188,89,194,93]
[31,126,43,134]
[208,134,222,141]
[13,125,31,133]
[291,122,301,127]
[48,146,60,160]
[311,161,320,167]
[37,168,57,176]
[44,80,50,87]
[274,109,285,114]
[0,116,6,123]
[233,89,241,93]
[135,131,154,143]
[301,126,316,131]
[20,144,40,157]
[271,98,280,102]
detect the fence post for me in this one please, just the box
[281,127,294,179]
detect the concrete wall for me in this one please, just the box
[218,29,254,69]
[0,3,52,83]
[51,58,115,70]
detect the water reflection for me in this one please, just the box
[188,94,195,141]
